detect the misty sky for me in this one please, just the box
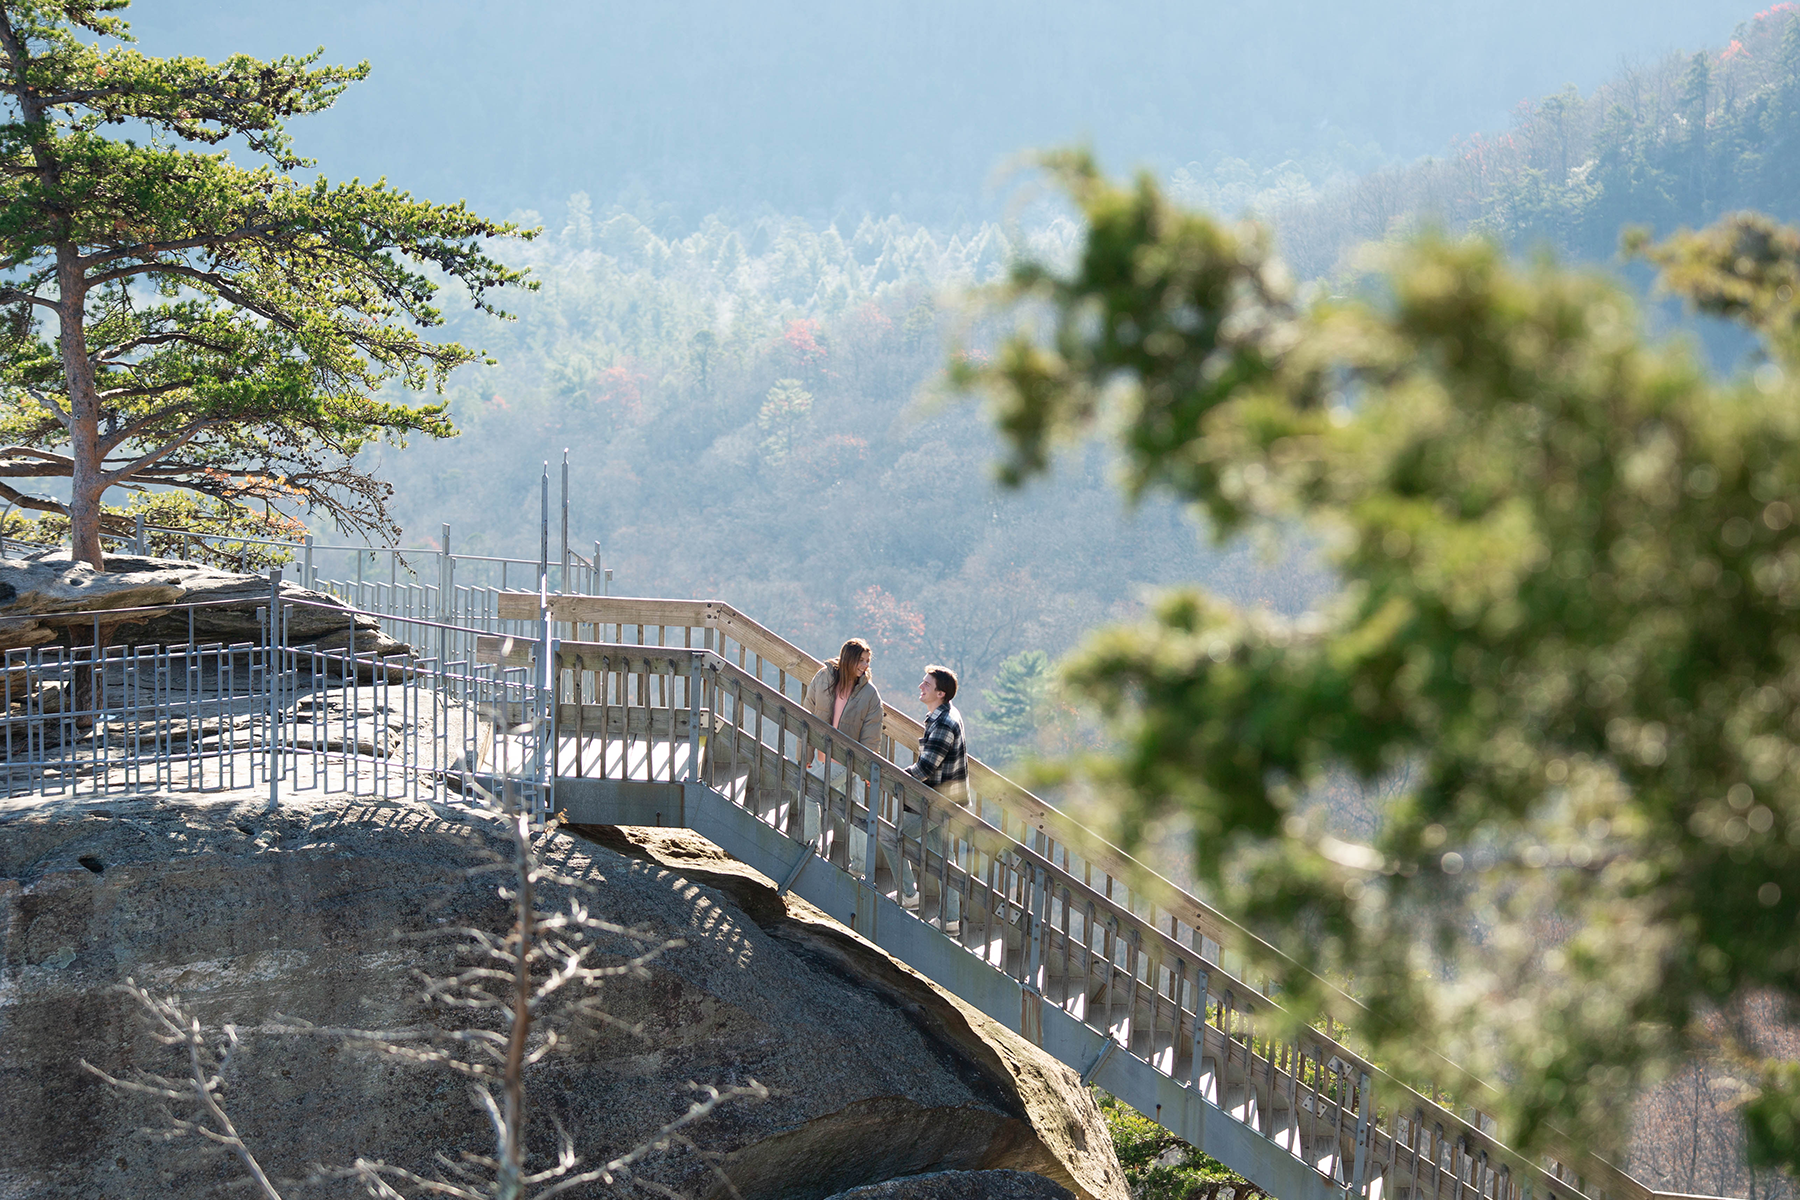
[126,1,1757,224]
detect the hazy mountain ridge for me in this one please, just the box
[369,12,1800,752]
[1257,5,1800,280]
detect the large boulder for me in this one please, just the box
[821,1169,1075,1199]
[0,552,406,656]
[0,794,1128,1200]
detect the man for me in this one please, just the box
[885,665,969,927]
[905,665,968,805]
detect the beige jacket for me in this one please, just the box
[803,663,883,749]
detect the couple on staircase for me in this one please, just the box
[802,637,968,920]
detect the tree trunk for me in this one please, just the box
[57,250,103,570]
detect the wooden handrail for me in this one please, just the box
[522,597,1659,1200]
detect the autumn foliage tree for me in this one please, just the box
[0,0,532,569]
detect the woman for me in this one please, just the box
[801,639,883,871]
[803,637,882,748]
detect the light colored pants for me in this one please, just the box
[805,758,869,874]
[879,798,962,924]
[808,761,960,923]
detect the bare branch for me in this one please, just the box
[0,477,70,516]
[0,444,72,465]
[526,1082,770,1200]
[97,420,215,486]
[307,1158,483,1200]
[0,285,61,312]
[83,980,288,1200]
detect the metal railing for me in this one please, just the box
[532,638,1661,1200]
[466,593,1674,1200]
[0,569,1692,1200]
[0,452,615,668]
[0,588,548,812]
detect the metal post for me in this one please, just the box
[267,567,282,810]
[439,522,451,671]
[439,524,452,614]
[592,540,602,595]
[302,533,314,589]
[133,511,145,555]
[538,577,554,822]
[560,448,569,595]
[539,461,550,592]
[864,762,881,884]
[1353,1072,1374,1196]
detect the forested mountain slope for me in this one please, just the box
[1262,4,1800,280]
[375,10,1800,761]
[374,209,1327,759]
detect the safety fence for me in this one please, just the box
[0,591,546,812]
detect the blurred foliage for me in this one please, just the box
[960,154,1800,1175]
[1097,1091,1251,1200]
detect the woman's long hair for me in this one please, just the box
[831,638,872,692]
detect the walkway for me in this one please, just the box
[472,593,1701,1200]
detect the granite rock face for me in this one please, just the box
[0,795,1127,1200]
[821,1169,1076,1199]
[0,552,406,656]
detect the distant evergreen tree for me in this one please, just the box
[757,379,813,462]
[981,650,1050,764]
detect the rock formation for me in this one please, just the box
[821,1169,1075,1199]
[0,793,1128,1200]
[0,552,406,657]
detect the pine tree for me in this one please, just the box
[980,649,1050,764]
[0,1,532,568]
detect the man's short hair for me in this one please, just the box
[925,664,958,702]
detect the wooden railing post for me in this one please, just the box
[864,760,881,885]
[686,658,701,783]
[1354,1070,1375,1196]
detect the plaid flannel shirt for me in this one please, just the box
[906,701,968,802]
